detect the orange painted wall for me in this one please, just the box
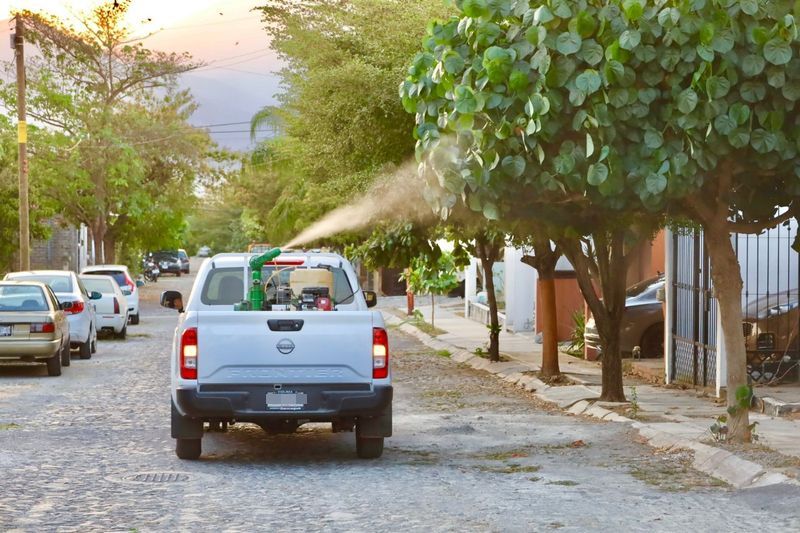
[536,276,584,342]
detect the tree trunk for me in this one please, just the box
[705,222,751,442]
[103,234,116,264]
[480,255,500,362]
[559,233,629,402]
[91,219,106,264]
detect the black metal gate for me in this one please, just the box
[735,223,800,384]
[671,229,717,387]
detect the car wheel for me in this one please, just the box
[176,272,181,277]
[60,341,71,367]
[356,434,384,459]
[79,338,92,359]
[175,438,201,460]
[91,331,97,354]
[130,313,140,325]
[46,351,62,376]
[115,324,127,340]
[640,323,665,358]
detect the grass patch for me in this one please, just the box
[475,463,541,474]
[547,480,579,486]
[476,448,531,461]
[434,349,452,358]
[0,422,20,430]
[472,347,511,362]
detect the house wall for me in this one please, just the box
[536,274,583,342]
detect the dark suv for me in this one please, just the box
[151,251,182,277]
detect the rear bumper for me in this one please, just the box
[0,338,61,359]
[174,384,393,421]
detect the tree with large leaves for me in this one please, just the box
[402,0,800,439]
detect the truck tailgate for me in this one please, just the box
[197,311,374,385]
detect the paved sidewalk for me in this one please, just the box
[387,301,800,489]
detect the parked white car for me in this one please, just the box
[4,270,99,359]
[81,265,141,325]
[80,274,129,339]
[162,251,391,460]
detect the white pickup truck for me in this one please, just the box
[161,252,392,460]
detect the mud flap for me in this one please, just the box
[171,400,203,439]
[357,404,392,438]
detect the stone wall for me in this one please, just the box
[30,218,80,272]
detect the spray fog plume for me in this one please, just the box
[282,160,434,249]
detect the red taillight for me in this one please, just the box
[30,323,55,333]
[372,327,389,379]
[64,300,85,315]
[113,297,120,315]
[180,327,198,379]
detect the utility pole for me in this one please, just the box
[13,15,30,271]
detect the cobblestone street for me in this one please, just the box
[0,268,798,532]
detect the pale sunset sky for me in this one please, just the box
[0,0,283,151]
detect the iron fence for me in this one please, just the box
[670,222,800,387]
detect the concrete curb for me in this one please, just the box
[758,396,800,417]
[386,313,798,490]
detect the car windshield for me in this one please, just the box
[626,276,663,299]
[153,252,177,261]
[0,285,49,311]
[201,266,354,306]
[82,278,114,294]
[178,250,188,260]
[7,274,73,293]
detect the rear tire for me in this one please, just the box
[175,438,201,460]
[356,435,384,459]
[46,351,62,376]
[130,313,140,325]
[176,272,181,277]
[640,323,665,358]
[60,342,71,367]
[79,338,91,359]
[115,325,127,340]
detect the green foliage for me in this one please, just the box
[401,0,800,221]
[565,309,586,357]
[237,0,454,248]
[403,252,460,296]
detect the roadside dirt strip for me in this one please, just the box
[385,314,799,490]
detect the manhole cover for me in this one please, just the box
[125,472,190,483]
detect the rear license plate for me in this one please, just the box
[266,390,308,411]
[0,325,11,337]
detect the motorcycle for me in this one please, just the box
[143,257,160,283]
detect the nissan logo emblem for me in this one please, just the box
[276,338,295,355]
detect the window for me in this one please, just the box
[201,266,355,306]
[83,278,114,294]
[84,271,127,288]
[0,285,48,311]
[7,274,73,293]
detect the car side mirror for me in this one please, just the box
[364,290,378,308]
[161,290,184,312]
[136,280,145,288]
[60,301,73,311]
[90,291,103,300]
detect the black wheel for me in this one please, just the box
[130,313,140,325]
[175,438,201,460]
[176,272,181,277]
[60,341,71,367]
[46,351,62,376]
[115,325,127,340]
[90,333,97,354]
[639,323,665,358]
[356,435,384,459]
[79,338,92,359]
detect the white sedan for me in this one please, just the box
[80,275,129,339]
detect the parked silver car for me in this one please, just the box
[4,270,100,359]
